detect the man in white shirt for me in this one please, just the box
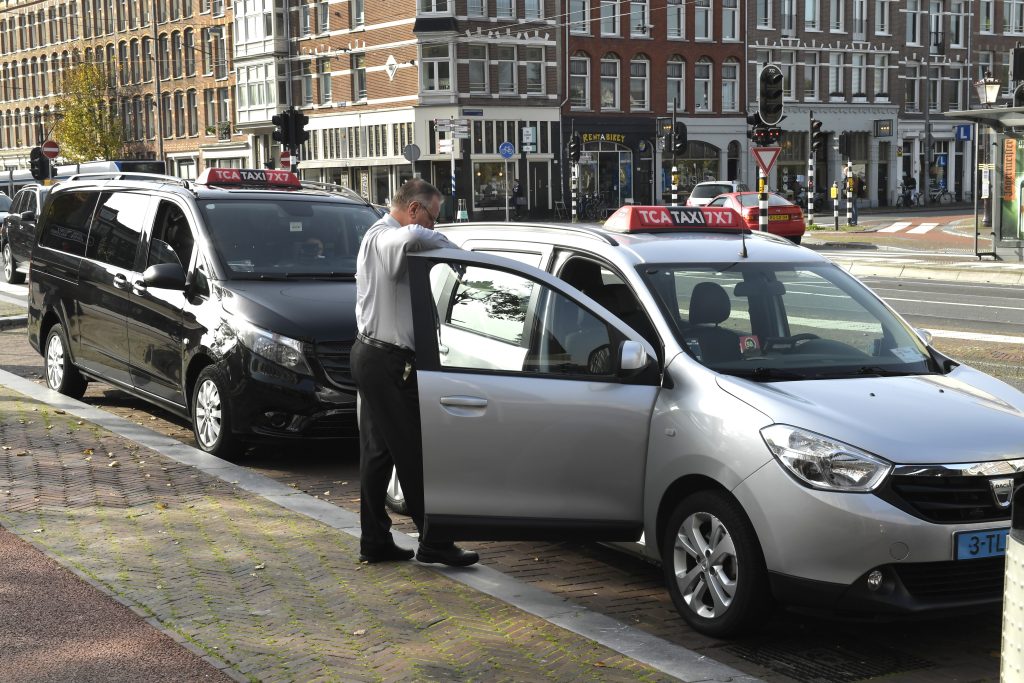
[352,178,479,567]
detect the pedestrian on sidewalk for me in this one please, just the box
[352,178,480,567]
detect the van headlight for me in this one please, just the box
[234,319,313,375]
[761,424,891,492]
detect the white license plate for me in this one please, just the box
[954,527,1008,560]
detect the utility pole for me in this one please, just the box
[671,98,678,205]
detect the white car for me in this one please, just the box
[685,180,749,207]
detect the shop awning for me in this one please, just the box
[945,107,1024,132]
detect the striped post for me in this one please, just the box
[671,164,678,205]
[833,181,839,230]
[807,156,814,226]
[571,163,578,223]
[846,158,853,225]
[758,168,767,232]
[450,144,457,222]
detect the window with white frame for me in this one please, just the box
[756,0,770,27]
[352,0,365,26]
[667,0,684,38]
[318,0,328,32]
[350,54,364,101]
[629,57,648,110]
[874,0,889,33]
[828,53,843,95]
[1008,0,1024,33]
[667,57,684,110]
[852,0,866,38]
[929,0,942,52]
[905,64,919,111]
[977,51,994,82]
[695,1,711,39]
[525,0,541,19]
[873,54,888,96]
[496,45,516,94]
[300,4,310,34]
[600,0,618,35]
[830,0,844,30]
[468,0,484,17]
[302,66,313,104]
[804,0,819,30]
[804,52,819,99]
[630,0,649,37]
[950,66,966,109]
[781,0,796,33]
[722,0,739,39]
[779,51,795,98]
[906,0,921,43]
[496,0,513,18]
[569,0,589,33]
[421,43,450,91]
[979,0,993,32]
[569,54,589,108]
[851,53,866,95]
[694,58,711,111]
[418,0,448,13]
[928,66,941,111]
[721,59,738,111]
[950,1,965,46]
[600,55,619,110]
[468,44,488,93]
[524,47,543,95]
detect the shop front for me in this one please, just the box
[660,141,727,203]
[564,118,658,213]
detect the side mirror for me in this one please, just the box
[20,210,35,221]
[619,340,650,372]
[143,262,186,290]
[915,328,934,346]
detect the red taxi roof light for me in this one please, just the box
[602,205,746,233]
[196,168,302,189]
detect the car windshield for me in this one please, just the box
[198,198,379,279]
[691,184,733,199]
[737,193,793,207]
[640,261,939,380]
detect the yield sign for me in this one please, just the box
[751,146,781,176]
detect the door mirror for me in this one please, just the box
[620,340,649,372]
[20,210,35,221]
[914,328,933,346]
[143,262,186,290]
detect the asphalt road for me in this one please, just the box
[0,311,1017,683]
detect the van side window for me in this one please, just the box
[85,192,150,270]
[148,201,195,269]
[38,191,99,257]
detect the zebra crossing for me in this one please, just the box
[876,221,939,234]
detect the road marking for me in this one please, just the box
[928,329,1024,345]
[878,221,912,232]
[883,296,1024,312]
[907,222,938,234]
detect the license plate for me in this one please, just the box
[954,528,1008,560]
[768,214,791,221]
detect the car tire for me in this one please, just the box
[191,365,244,459]
[788,235,802,245]
[2,242,24,284]
[44,323,87,399]
[661,490,771,638]
[385,465,409,515]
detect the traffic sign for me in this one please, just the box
[439,139,453,154]
[403,144,421,162]
[498,141,515,159]
[279,149,291,168]
[522,144,537,153]
[521,127,536,144]
[751,146,781,176]
[435,118,469,131]
[41,139,59,159]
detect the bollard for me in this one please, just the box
[1002,484,1024,680]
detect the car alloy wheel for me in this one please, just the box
[194,378,222,449]
[662,491,770,637]
[191,365,243,458]
[44,323,87,399]
[2,243,22,284]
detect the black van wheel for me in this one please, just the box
[661,490,771,638]
[2,242,24,284]
[44,324,87,399]
[191,365,243,459]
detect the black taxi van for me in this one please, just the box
[27,168,381,457]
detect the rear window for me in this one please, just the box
[691,184,733,199]
[737,194,795,208]
[38,191,99,257]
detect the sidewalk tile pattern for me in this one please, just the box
[0,389,677,683]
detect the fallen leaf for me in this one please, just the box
[323,491,330,496]
[108,461,118,467]
[32,529,43,533]
[254,563,265,570]
[353,629,367,636]
[76,421,84,425]
[45,425,53,430]
[155,502,168,510]
[15,451,28,457]
[83,448,94,455]
[54,409,65,414]
[84,456,92,462]
[593,662,607,668]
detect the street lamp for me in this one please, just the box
[974,71,1001,258]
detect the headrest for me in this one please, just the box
[593,283,633,317]
[560,259,604,295]
[689,281,731,326]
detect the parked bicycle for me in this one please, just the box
[928,184,954,204]
[577,193,609,222]
[897,183,921,207]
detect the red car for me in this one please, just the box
[706,192,806,244]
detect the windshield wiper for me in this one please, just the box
[721,367,809,382]
[279,272,356,279]
[813,366,932,379]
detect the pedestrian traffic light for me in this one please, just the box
[29,146,48,181]
[272,110,292,146]
[568,134,581,163]
[672,122,687,155]
[811,118,826,152]
[290,108,310,146]
[838,132,849,157]
[758,64,785,126]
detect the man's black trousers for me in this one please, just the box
[350,338,426,552]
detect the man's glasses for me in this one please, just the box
[415,203,439,225]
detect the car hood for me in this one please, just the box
[716,365,1024,465]
[218,280,357,342]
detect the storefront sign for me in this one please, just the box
[581,133,627,145]
[1003,139,1017,201]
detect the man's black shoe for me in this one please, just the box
[359,543,415,563]
[416,542,479,567]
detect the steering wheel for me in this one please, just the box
[763,333,821,353]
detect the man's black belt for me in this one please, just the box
[356,332,415,359]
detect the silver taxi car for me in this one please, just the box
[397,205,1024,637]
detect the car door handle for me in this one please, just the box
[438,343,449,355]
[113,273,130,290]
[439,396,488,408]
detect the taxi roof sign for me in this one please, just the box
[603,205,745,233]
[196,168,302,188]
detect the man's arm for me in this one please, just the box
[378,225,458,278]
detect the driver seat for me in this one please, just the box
[687,282,741,363]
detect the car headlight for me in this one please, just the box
[234,319,313,376]
[761,424,891,492]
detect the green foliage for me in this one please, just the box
[52,63,125,163]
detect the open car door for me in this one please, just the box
[408,248,660,542]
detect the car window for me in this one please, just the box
[767,194,794,207]
[38,191,99,257]
[85,192,150,270]
[691,184,732,198]
[10,191,26,214]
[148,200,195,269]
[0,194,11,212]
[198,198,378,277]
[707,197,728,207]
[432,261,615,376]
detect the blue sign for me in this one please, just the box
[462,108,484,116]
[955,124,972,141]
[498,141,515,159]
[935,153,948,167]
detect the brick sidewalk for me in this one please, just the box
[0,386,679,683]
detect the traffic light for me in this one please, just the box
[838,132,849,157]
[29,146,48,181]
[811,118,826,152]
[765,127,783,145]
[750,127,770,146]
[759,64,785,126]
[290,108,310,146]
[672,122,687,155]
[746,112,763,142]
[568,134,581,163]
[272,110,292,146]
[1014,82,1024,108]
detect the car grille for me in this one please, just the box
[315,339,355,390]
[878,471,1024,524]
[892,557,1005,601]
[306,412,358,438]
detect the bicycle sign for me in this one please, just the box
[499,141,515,159]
